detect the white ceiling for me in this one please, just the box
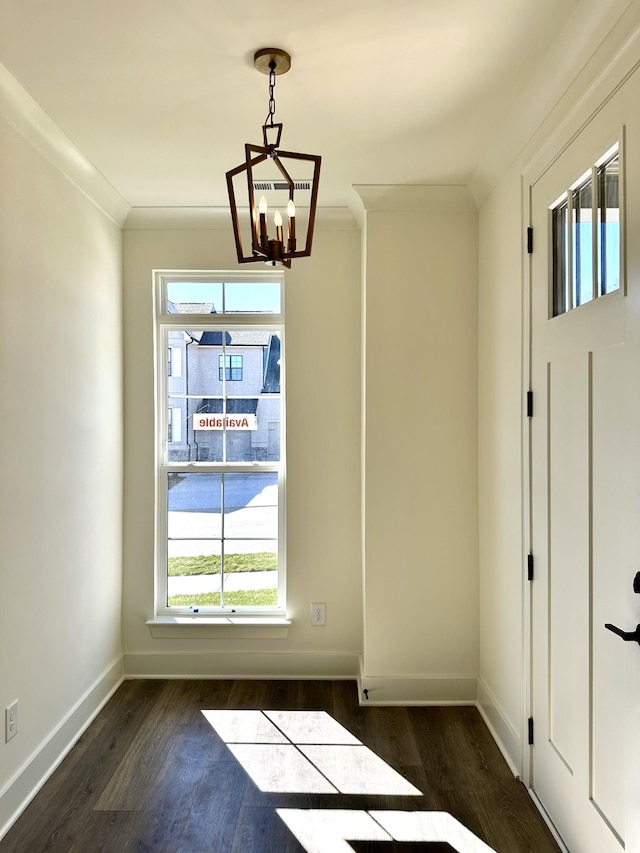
[0,0,617,209]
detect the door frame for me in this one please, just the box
[520,38,640,845]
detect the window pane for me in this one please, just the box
[167,327,281,463]
[552,199,568,317]
[225,282,281,313]
[166,281,281,314]
[192,399,225,462]
[167,539,222,607]
[167,473,222,539]
[168,552,278,607]
[224,473,278,539]
[170,347,182,377]
[572,179,594,307]
[167,400,189,460]
[221,541,278,608]
[225,424,256,463]
[165,473,279,609]
[259,331,282,462]
[171,407,182,443]
[167,282,222,312]
[598,154,620,295]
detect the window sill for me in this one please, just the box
[146,616,292,639]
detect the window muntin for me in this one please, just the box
[551,145,622,317]
[156,273,285,615]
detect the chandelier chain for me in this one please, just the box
[266,62,277,127]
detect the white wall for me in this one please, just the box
[477,167,525,763]
[122,206,482,696]
[358,192,480,702]
[121,219,364,676]
[0,115,123,833]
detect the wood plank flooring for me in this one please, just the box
[0,680,560,853]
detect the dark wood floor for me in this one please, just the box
[0,680,560,853]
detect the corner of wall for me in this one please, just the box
[0,657,124,843]
[476,678,521,777]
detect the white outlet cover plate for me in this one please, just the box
[5,700,18,743]
[311,603,326,626]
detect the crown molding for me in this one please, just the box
[0,63,130,227]
[351,185,477,220]
[469,0,640,206]
[124,205,358,230]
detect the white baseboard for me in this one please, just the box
[0,656,124,842]
[476,677,521,777]
[123,650,361,680]
[357,659,477,705]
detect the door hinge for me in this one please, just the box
[526,391,533,418]
[527,227,533,254]
[528,717,534,746]
[527,554,534,581]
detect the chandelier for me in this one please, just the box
[226,48,321,268]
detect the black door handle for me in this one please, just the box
[605,623,640,644]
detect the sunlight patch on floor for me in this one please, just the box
[227,743,338,793]
[202,709,498,851]
[263,709,361,744]
[201,709,289,743]
[277,809,498,852]
[298,744,420,796]
[202,709,421,796]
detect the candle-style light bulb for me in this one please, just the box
[274,210,283,243]
[287,199,296,251]
[258,196,268,247]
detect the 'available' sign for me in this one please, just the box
[193,414,257,431]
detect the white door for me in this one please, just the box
[530,79,640,853]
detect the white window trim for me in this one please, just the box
[151,270,289,634]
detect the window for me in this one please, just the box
[167,407,182,444]
[219,354,243,381]
[168,346,182,378]
[155,272,285,616]
[551,144,622,316]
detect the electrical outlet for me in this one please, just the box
[5,700,18,743]
[311,602,326,626]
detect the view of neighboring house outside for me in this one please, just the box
[167,302,281,463]
[156,277,284,614]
